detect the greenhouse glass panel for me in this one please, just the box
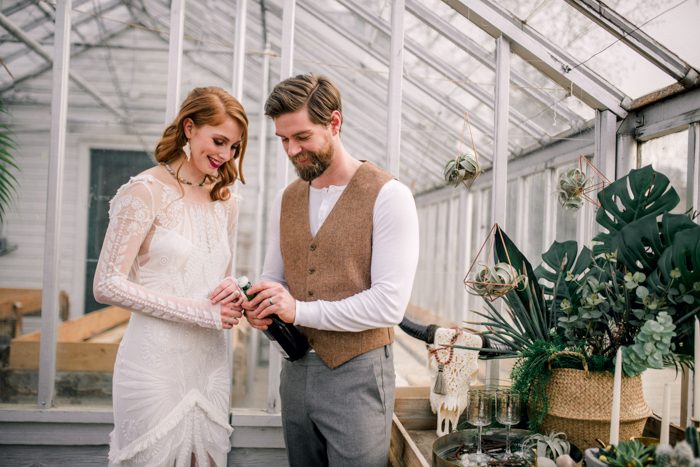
[524,171,547,265]
[554,165,579,242]
[501,0,693,98]
[640,129,689,213]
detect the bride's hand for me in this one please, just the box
[220,302,243,329]
[210,277,242,305]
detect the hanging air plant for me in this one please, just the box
[467,262,526,301]
[557,168,589,210]
[444,150,481,188]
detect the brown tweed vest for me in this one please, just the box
[280,161,395,369]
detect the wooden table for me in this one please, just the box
[0,288,69,337]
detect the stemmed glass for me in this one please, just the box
[495,389,521,459]
[466,389,494,466]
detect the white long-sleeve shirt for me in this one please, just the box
[259,179,419,332]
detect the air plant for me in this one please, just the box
[557,168,589,210]
[467,262,526,301]
[444,150,480,188]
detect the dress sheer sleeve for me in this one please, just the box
[93,176,223,329]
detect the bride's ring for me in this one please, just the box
[268,297,273,306]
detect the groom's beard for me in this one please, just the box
[291,141,334,182]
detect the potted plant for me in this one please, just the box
[464,165,700,449]
[0,98,19,256]
[587,425,700,466]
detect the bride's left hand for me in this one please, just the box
[210,277,243,307]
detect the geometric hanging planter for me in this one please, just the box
[444,112,481,190]
[463,223,526,302]
[557,155,611,210]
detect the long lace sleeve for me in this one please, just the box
[93,177,222,329]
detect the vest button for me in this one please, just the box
[309,244,317,251]
[307,290,314,296]
[308,267,316,274]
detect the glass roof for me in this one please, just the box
[1,0,697,194]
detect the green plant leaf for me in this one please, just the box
[0,98,19,224]
[535,241,592,313]
[593,165,680,256]
[493,225,546,321]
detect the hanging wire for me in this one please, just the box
[566,0,690,73]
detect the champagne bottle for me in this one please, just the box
[237,276,310,361]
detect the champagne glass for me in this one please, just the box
[495,389,521,459]
[466,390,494,465]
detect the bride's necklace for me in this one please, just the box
[161,162,206,187]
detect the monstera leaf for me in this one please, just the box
[602,213,697,274]
[593,165,680,256]
[534,241,593,313]
[653,225,700,289]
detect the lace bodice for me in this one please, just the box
[94,174,238,328]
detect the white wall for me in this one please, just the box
[0,26,263,318]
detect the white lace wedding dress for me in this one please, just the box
[93,174,237,467]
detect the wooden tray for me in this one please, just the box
[389,386,687,467]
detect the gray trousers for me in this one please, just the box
[280,345,396,467]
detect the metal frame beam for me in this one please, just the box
[689,122,700,218]
[0,24,130,94]
[297,2,501,160]
[301,3,508,157]
[339,0,547,143]
[38,0,72,409]
[594,109,617,182]
[442,0,629,117]
[232,0,248,100]
[256,3,405,155]
[0,0,125,48]
[342,1,540,144]
[290,28,443,184]
[164,0,185,123]
[0,11,126,120]
[405,0,584,127]
[386,0,405,175]
[415,123,594,204]
[564,0,699,88]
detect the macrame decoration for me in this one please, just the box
[428,328,481,437]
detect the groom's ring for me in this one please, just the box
[268,297,273,306]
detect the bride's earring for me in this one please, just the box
[182,140,191,161]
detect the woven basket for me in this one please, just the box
[539,352,652,451]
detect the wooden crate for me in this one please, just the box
[8,306,130,372]
[390,386,434,467]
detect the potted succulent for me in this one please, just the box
[587,425,700,466]
[586,439,655,467]
[463,165,700,449]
